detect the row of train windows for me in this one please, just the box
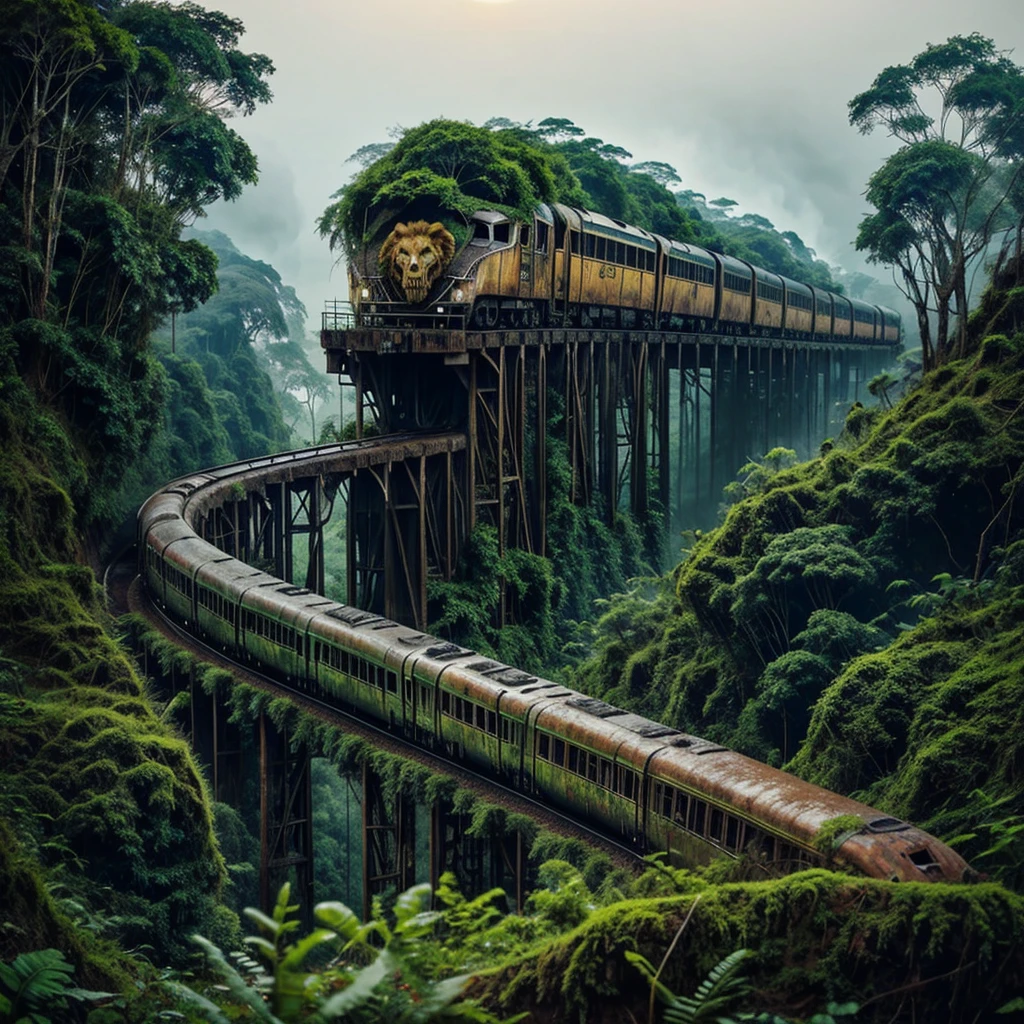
[651,781,814,865]
[316,642,398,692]
[854,308,876,324]
[441,692,498,735]
[536,734,639,799]
[816,298,831,316]
[198,587,235,624]
[572,231,657,272]
[667,257,714,285]
[723,271,751,293]
[167,566,193,597]
[244,611,299,652]
[787,291,813,312]
[756,281,783,304]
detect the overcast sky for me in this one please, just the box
[200,0,1024,328]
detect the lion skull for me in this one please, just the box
[379,220,456,304]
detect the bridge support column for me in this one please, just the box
[259,713,314,923]
[598,341,618,523]
[627,340,649,517]
[362,762,416,921]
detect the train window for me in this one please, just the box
[674,792,688,825]
[442,692,450,713]
[614,242,625,264]
[494,223,510,243]
[473,222,490,242]
[584,234,595,258]
[688,799,708,835]
[537,222,549,252]
[487,710,497,735]
[476,705,486,730]
[568,745,580,774]
[586,753,598,783]
[521,225,530,248]
[627,246,637,269]
[538,734,550,760]
[599,758,613,788]
[420,685,430,707]
[618,768,635,800]
[596,237,606,261]
[725,816,741,851]
[552,738,565,766]
[709,807,724,843]
[661,785,673,818]
[295,634,303,654]
[570,231,581,252]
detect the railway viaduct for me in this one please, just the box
[137,319,895,919]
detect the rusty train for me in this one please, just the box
[140,442,968,884]
[350,202,901,344]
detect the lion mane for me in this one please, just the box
[378,220,456,304]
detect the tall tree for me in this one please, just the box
[850,33,1024,370]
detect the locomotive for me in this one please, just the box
[140,448,969,884]
[348,202,901,345]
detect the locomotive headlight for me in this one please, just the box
[454,288,465,302]
[361,288,369,299]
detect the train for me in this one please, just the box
[349,202,901,345]
[139,446,970,885]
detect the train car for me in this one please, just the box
[657,239,717,331]
[810,287,833,339]
[554,204,659,329]
[850,297,879,343]
[832,293,854,341]
[753,267,785,332]
[880,306,901,345]
[781,277,814,339]
[716,253,755,330]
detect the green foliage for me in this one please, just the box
[480,873,1024,1023]
[849,34,1024,368]
[173,882,511,1024]
[628,946,753,1024]
[0,947,111,1023]
[0,0,274,528]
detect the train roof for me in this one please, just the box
[780,276,812,297]
[716,252,753,278]
[558,205,659,249]
[665,241,717,268]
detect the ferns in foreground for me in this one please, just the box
[170,881,516,1023]
[0,948,111,1023]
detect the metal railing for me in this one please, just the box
[321,304,468,334]
[322,300,355,331]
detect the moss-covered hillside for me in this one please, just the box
[571,262,1024,884]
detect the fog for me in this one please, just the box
[200,0,1024,323]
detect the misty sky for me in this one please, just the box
[201,0,1024,330]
